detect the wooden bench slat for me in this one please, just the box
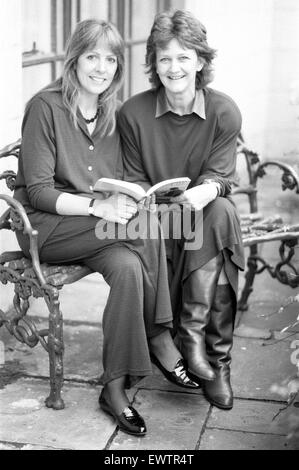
[45,265,93,286]
[1,253,93,287]
[242,230,299,247]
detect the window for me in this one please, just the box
[22,0,181,105]
[119,0,162,100]
[22,0,66,105]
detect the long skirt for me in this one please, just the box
[163,197,245,324]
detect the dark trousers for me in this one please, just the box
[17,211,173,387]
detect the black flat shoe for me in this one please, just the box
[150,353,200,389]
[99,390,147,437]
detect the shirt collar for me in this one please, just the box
[155,87,206,119]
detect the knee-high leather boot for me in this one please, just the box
[203,284,236,409]
[178,254,223,381]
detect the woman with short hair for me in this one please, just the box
[118,9,245,410]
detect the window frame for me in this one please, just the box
[22,0,184,98]
[22,0,70,82]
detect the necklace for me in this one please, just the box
[83,108,99,124]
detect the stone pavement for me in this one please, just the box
[0,259,298,451]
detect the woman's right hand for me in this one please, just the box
[93,193,138,224]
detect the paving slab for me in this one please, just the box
[238,269,297,326]
[199,428,297,450]
[0,378,115,450]
[237,301,298,335]
[1,321,104,381]
[0,442,53,450]
[231,335,298,400]
[108,389,209,450]
[206,398,299,436]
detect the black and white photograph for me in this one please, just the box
[0,0,298,453]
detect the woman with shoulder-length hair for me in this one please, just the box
[118,9,245,410]
[14,18,198,438]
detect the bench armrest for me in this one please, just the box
[255,160,299,193]
[0,194,47,286]
[234,138,299,214]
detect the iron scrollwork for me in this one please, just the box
[9,207,25,232]
[0,264,63,354]
[247,239,299,288]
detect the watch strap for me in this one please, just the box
[88,198,96,216]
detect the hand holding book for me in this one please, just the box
[92,193,138,224]
[171,183,219,210]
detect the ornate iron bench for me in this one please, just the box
[0,137,299,410]
[233,134,299,315]
[0,139,93,410]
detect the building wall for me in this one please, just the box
[266,0,299,161]
[185,0,299,160]
[0,0,22,148]
[0,0,22,246]
[0,1,22,307]
[2,1,299,159]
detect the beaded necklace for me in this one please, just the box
[83,108,99,124]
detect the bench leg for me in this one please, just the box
[43,287,65,410]
[238,246,258,311]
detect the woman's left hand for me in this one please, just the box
[171,184,218,211]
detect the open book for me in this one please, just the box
[93,177,191,202]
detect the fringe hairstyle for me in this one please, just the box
[33,19,124,136]
[145,10,217,90]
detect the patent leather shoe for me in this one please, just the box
[99,390,147,437]
[150,353,200,389]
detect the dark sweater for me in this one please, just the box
[118,86,244,282]
[118,87,242,194]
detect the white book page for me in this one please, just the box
[146,177,191,197]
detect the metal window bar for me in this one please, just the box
[63,0,72,48]
[22,0,76,81]
[76,0,81,22]
[123,0,164,100]
[51,0,58,81]
[21,0,182,98]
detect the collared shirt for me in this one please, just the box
[118,87,242,196]
[155,87,206,120]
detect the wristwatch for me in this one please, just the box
[88,198,96,216]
